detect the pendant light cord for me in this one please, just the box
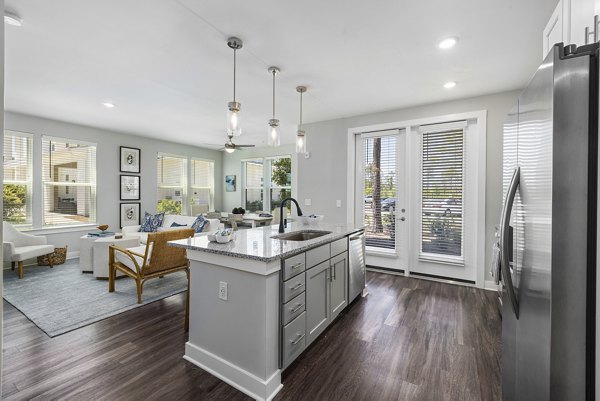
[299,91,303,129]
[233,49,237,102]
[272,70,276,118]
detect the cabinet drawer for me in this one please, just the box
[330,237,348,257]
[283,271,305,303]
[306,244,331,268]
[282,292,306,325]
[283,253,306,280]
[283,312,306,367]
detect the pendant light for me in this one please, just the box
[267,66,281,147]
[296,86,307,154]
[227,37,243,137]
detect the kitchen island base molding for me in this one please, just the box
[184,343,283,401]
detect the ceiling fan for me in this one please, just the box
[204,134,255,153]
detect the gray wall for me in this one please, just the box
[222,144,297,213]
[297,90,520,282]
[5,111,223,255]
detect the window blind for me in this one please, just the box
[244,159,264,212]
[191,158,214,214]
[157,154,186,215]
[42,137,96,226]
[361,135,397,251]
[420,129,464,258]
[3,132,33,226]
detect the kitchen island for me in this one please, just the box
[169,222,365,401]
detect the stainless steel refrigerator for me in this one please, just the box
[496,42,598,401]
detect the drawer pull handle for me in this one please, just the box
[290,333,305,345]
[291,282,304,291]
[290,303,304,313]
[291,263,304,270]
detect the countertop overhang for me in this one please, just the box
[169,222,364,263]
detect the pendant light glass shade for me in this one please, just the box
[227,102,241,137]
[296,86,307,154]
[227,37,243,137]
[267,67,280,147]
[296,130,306,153]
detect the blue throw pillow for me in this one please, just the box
[139,212,165,232]
[191,215,208,233]
[170,222,187,227]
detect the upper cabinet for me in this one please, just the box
[543,0,599,58]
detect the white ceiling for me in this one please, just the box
[5,0,556,148]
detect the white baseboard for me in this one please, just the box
[184,342,282,401]
[484,280,500,291]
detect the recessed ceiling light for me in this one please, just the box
[443,81,457,89]
[438,37,457,49]
[102,102,115,108]
[5,11,23,27]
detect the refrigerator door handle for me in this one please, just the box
[500,166,520,318]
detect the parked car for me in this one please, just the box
[423,198,460,215]
[381,198,396,211]
[364,195,373,203]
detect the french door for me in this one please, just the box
[354,121,478,283]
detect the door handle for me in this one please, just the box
[499,167,520,318]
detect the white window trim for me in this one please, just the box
[241,155,293,213]
[157,152,188,215]
[40,136,97,228]
[4,131,34,228]
[190,157,215,212]
[346,110,487,288]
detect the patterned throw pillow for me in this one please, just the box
[191,215,208,233]
[138,212,165,232]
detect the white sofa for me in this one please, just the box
[121,214,220,244]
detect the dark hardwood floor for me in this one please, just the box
[2,272,501,401]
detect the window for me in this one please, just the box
[269,156,292,211]
[420,128,464,258]
[191,158,214,215]
[157,154,187,215]
[42,137,96,227]
[243,159,264,212]
[242,156,293,213]
[3,132,33,226]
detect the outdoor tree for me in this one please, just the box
[157,199,182,215]
[372,138,383,232]
[3,184,27,223]
[271,158,291,211]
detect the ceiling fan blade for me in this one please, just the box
[235,144,255,148]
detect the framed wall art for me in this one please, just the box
[120,175,141,200]
[120,146,141,173]
[225,175,236,192]
[120,202,141,228]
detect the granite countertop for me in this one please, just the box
[169,222,364,262]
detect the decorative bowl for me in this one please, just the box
[207,232,218,242]
[215,233,232,243]
[97,224,109,232]
[297,215,324,226]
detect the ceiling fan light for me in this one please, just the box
[225,147,235,153]
[4,11,22,27]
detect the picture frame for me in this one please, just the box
[120,202,141,228]
[225,175,236,192]
[120,175,141,201]
[120,146,141,173]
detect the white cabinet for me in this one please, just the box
[543,0,599,58]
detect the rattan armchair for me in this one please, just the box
[108,229,195,330]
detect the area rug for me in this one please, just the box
[3,258,187,337]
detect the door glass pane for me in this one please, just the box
[420,129,463,258]
[362,135,397,251]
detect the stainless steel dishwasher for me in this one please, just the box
[348,230,366,302]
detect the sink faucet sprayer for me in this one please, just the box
[279,198,303,233]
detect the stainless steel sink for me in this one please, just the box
[272,230,332,241]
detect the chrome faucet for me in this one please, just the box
[279,198,303,233]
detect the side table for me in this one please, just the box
[92,235,140,279]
